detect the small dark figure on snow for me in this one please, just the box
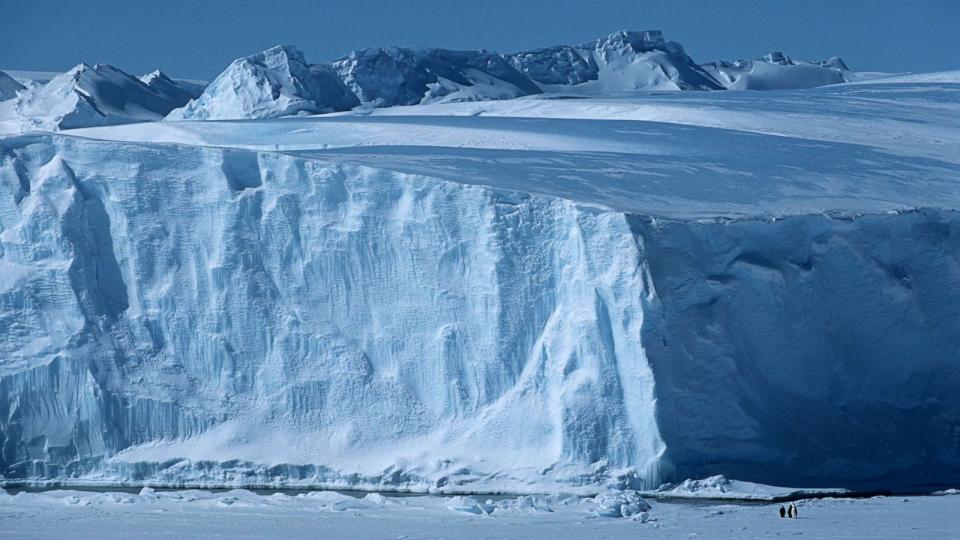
[779,505,786,518]
[788,503,797,518]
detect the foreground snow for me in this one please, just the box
[1,488,957,539]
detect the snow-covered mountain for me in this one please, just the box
[703,52,850,90]
[0,71,26,101]
[168,45,359,120]
[2,32,858,129]
[332,46,542,107]
[140,70,205,105]
[1,73,959,493]
[509,30,723,92]
[10,63,198,130]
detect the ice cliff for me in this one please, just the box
[1,105,958,491]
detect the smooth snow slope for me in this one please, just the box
[1,77,959,492]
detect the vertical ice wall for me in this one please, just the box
[2,134,958,492]
[634,211,960,490]
[0,135,664,490]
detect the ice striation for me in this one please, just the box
[168,45,358,120]
[0,134,663,491]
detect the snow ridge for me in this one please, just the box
[331,46,542,107]
[171,30,730,119]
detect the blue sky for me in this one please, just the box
[2,0,957,79]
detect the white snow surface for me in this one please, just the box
[1,75,960,494]
[1,488,958,539]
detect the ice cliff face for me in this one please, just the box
[635,210,960,488]
[168,45,358,120]
[1,125,958,491]
[702,52,850,90]
[0,134,663,490]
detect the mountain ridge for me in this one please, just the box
[2,30,855,130]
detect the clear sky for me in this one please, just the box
[2,0,957,80]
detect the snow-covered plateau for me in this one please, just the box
[0,32,959,500]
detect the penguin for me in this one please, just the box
[792,503,799,518]
[779,505,786,518]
